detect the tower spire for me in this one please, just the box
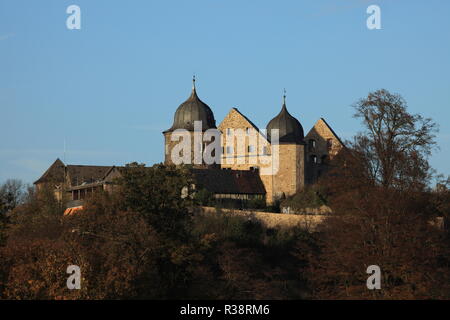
[192,74,196,91]
[283,88,287,108]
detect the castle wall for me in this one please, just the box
[218,108,275,203]
[196,206,326,231]
[271,143,305,201]
[164,131,219,168]
[305,119,344,184]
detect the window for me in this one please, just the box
[327,138,333,150]
[248,145,255,153]
[226,146,233,154]
[262,146,269,155]
[310,155,317,164]
[226,128,232,136]
[246,127,251,135]
[308,139,316,151]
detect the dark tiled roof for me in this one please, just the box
[164,87,216,133]
[267,102,304,144]
[34,158,66,184]
[66,165,113,185]
[191,168,266,195]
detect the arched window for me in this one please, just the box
[310,155,317,164]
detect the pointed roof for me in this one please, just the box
[318,118,345,147]
[34,158,66,184]
[218,107,270,143]
[266,95,304,144]
[307,118,345,148]
[164,78,216,133]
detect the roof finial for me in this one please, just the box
[283,88,287,107]
[192,74,196,91]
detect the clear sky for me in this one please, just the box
[1,0,449,184]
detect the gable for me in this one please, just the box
[218,108,269,143]
[306,118,344,146]
[103,166,125,183]
[34,158,66,185]
[305,118,344,159]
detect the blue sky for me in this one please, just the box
[1,0,449,184]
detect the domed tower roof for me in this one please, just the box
[266,92,304,144]
[164,77,216,133]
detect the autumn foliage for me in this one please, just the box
[0,90,449,300]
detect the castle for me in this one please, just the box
[35,79,344,209]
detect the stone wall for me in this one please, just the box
[218,108,309,205]
[272,144,305,200]
[281,205,333,215]
[219,108,271,170]
[219,108,275,202]
[196,206,327,231]
[305,118,344,184]
[164,131,217,168]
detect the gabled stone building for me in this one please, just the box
[35,79,344,208]
[163,80,344,204]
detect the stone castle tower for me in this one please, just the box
[163,80,343,204]
[163,78,218,168]
[265,94,306,200]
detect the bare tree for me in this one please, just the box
[0,179,27,213]
[309,90,450,299]
[352,89,438,191]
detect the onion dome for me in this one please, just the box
[266,92,304,144]
[164,77,216,133]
